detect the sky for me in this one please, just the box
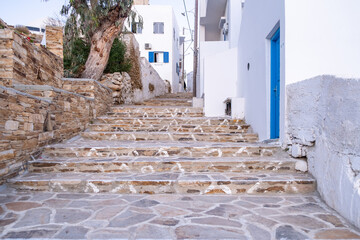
[0,0,195,74]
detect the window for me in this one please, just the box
[153,22,164,34]
[132,23,142,34]
[149,52,169,63]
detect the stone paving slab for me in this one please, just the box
[142,99,192,107]
[42,139,279,158]
[81,131,259,143]
[95,117,244,125]
[8,172,315,194]
[0,187,359,239]
[29,156,302,174]
[89,123,250,134]
[107,106,204,118]
[156,92,193,99]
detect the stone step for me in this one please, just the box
[8,172,316,195]
[89,123,250,134]
[156,92,193,99]
[107,112,204,118]
[109,106,203,117]
[81,131,259,143]
[111,106,202,113]
[142,98,192,107]
[29,156,306,174]
[42,140,279,158]
[95,117,245,126]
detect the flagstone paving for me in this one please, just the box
[3,93,360,239]
[0,188,360,239]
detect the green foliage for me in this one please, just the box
[63,38,90,77]
[64,37,131,77]
[104,38,132,73]
[61,0,135,43]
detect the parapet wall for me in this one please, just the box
[0,85,96,183]
[0,23,113,184]
[285,75,360,228]
[0,28,63,87]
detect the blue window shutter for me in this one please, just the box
[149,52,154,63]
[164,52,169,63]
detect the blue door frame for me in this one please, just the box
[270,28,280,139]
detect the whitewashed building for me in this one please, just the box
[131,0,181,92]
[199,0,360,228]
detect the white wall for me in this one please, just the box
[171,10,181,92]
[132,5,180,92]
[284,0,360,85]
[237,0,285,140]
[204,47,238,116]
[227,0,242,49]
[286,75,360,229]
[199,41,229,98]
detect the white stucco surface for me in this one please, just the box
[132,5,180,92]
[199,41,229,99]
[286,75,360,228]
[237,0,285,141]
[203,47,237,116]
[284,0,360,85]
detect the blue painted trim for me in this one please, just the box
[149,52,154,63]
[270,28,280,139]
[163,52,169,63]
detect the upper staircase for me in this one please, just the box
[8,93,316,195]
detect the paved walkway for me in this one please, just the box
[1,187,360,239]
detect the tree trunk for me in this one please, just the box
[81,18,125,80]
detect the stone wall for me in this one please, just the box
[62,78,112,118]
[0,84,101,184]
[122,33,143,91]
[0,22,113,184]
[285,75,360,228]
[100,34,169,104]
[0,28,63,87]
[45,26,63,59]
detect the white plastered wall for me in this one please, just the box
[237,0,285,140]
[132,5,180,92]
[204,47,238,116]
[284,0,360,85]
[283,0,360,229]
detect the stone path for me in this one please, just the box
[0,188,360,239]
[3,93,360,239]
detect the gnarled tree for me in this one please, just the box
[61,0,134,80]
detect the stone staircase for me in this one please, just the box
[8,93,316,195]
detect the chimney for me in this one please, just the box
[45,26,63,59]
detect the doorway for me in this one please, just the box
[270,28,280,139]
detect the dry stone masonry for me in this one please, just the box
[0,22,113,185]
[0,28,63,88]
[100,34,170,105]
[45,26,63,59]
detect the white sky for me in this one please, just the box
[0,0,195,74]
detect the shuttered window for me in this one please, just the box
[148,51,169,63]
[153,22,164,34]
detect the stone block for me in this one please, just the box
[0,29,14,39]
[5,120,19,130]
[193,97,204,108]
[0,149,14,161]
[24,123,34,131]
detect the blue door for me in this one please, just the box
[270,29,280,139]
